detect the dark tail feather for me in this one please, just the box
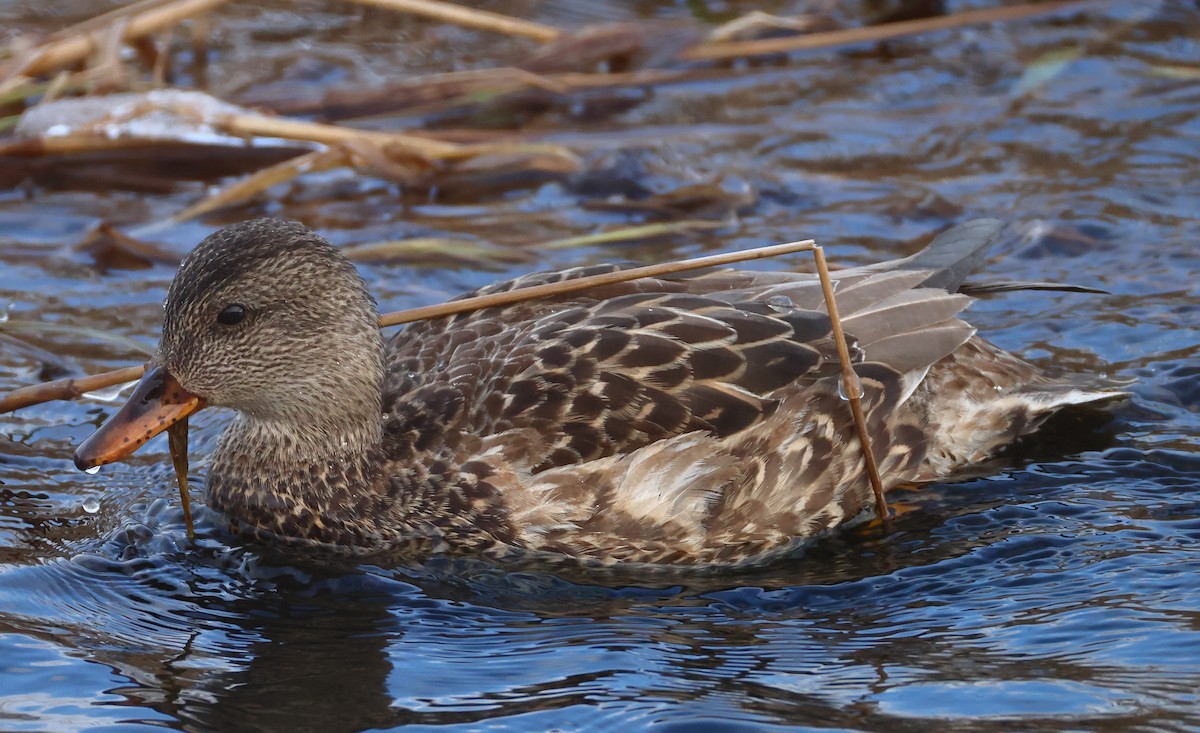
[897,219,1004,292]
[959,280,1110,296]
[867,220,1110,296]
[698,220,1104,308]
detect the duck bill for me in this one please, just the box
[74,365,206,471]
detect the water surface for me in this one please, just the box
[1,1,1198,731]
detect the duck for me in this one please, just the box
[74,218,1117,569]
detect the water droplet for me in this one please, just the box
[84,465,101,475]
[82,497,100,513]
[766,294,794,311]
[84,380,138,403]
[848,340,866,363]
[837,374,864,401]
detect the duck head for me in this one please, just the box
[75,219,385,471]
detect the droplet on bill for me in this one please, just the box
[84,380,138,403]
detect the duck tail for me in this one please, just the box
[887,219,1004,292]
[888,220,1109,296]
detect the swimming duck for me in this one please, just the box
[74,218,1115,568]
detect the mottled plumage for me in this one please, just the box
[76,218,1120,569]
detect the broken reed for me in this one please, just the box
[0,239,816,413]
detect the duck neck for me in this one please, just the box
[206,336,392,541]
[223,405,383,470]
[220,336,387,469]
[207,408,388,545]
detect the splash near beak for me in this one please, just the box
[74,365,206,471]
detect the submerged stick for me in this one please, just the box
[167,418,195,541]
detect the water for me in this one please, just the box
[1,1,1199,731]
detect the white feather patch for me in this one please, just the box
[609,432,737,526]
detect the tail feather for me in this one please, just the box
[872,219,1004,292]
[916,337,1126,477]
[959,280,1109,296]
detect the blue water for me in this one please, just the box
[1,1,1199,731]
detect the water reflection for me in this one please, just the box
[5,437,1197,730]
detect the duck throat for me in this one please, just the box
[206,380,390,544]
[207,421,389,543]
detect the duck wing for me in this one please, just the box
[382,221,1009,475]
[385,285,974,479]
[384,289,832,471]
[377,220,1126,565]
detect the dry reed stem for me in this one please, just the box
[150,33,171,85]
[171,148,347,223]
[0,238,817,414]
[0,72,102,108]
[169,118,577,220]
[227,114,582,164]
[219,114,457,155]
[41,71,73,103]
[538,221,723,251]
[814,246,888,521]
[707,11,821,42]
[685,0,1086,61]
[0,74,36,100]
[0,365,145,414]
[379,238,819,326]
[218,114,463,158]
[347,0,561,42]
[4,0,234,79]
[45,0,179,43]
[0,113,492,161]
[0,135,195,156]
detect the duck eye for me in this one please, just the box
[217,304,247,326]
